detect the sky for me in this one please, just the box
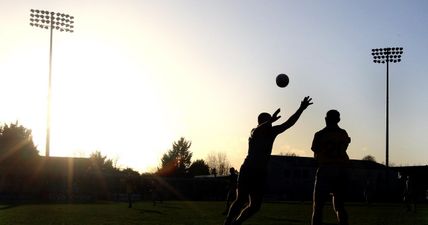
[1,0,427,173]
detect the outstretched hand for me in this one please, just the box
[300,96,313,110]
[271,108,281,123]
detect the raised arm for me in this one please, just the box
[273,96,313,134]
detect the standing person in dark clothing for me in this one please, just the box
[223,167,238,215]
[311,110,351,225]
[403,175,416,212]
[125,173,134,208]
[223,96,313,225]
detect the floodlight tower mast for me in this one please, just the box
[30,9,74,157]
[371,47,404,167]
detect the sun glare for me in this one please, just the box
[47,39,181,172]
[0,34,183,172]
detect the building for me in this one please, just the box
[265,155,402,202]
[0,156,93,201]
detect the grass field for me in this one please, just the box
[0,201,427,225]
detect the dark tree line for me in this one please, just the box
[0,122,212,178]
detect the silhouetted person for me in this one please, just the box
[212,168,218,177]
[311,110,350,225]
[126,177,134,208]
[363,179,374,205]
[223,167,238,215]
[125,174,134,208]
[224,96,312,225]
[151,179,163,206]
[403,175,416,212]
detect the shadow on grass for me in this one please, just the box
[263,216,303,223]
[139,209,163,214]
[263,216,340,225]
[158,205,181,209]
[0,204,18,210]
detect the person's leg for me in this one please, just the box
[224,186,249,225]
[311,192,326,225]
[332,168,349,225]
[332,193,348,225]
[311,168,328,225]
[232,191,263,225]
[224,188,237,214]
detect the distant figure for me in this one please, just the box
[125,174,134,208]
[223,167,238,215]
[151,179,163,206]
[311,110,351,225]
[403,175,416,212]
[363,179,374,204]
[224,96,312,225]
[211,168,218,177]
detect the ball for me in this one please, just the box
[276,73,289,88]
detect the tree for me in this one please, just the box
[188,159,210,177]
[280,152,299,157]
[362,155,376,162]
[158,137,193,177]
[206,151,231,176]
[122,167,140,176]
[89,150,116,172]
[0,122,39,172]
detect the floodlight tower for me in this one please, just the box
[30,9,74,157]
[371,47,404,167]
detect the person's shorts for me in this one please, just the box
[237,163,267,193]
[313,166,349,200]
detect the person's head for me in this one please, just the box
[325,109,340,127]
[258,112,271,125]
[229,167,235,174]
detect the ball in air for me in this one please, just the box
[276,73,289,88]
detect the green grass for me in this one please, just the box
[0,201,427,225]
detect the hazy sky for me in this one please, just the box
[1,1,427,172]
